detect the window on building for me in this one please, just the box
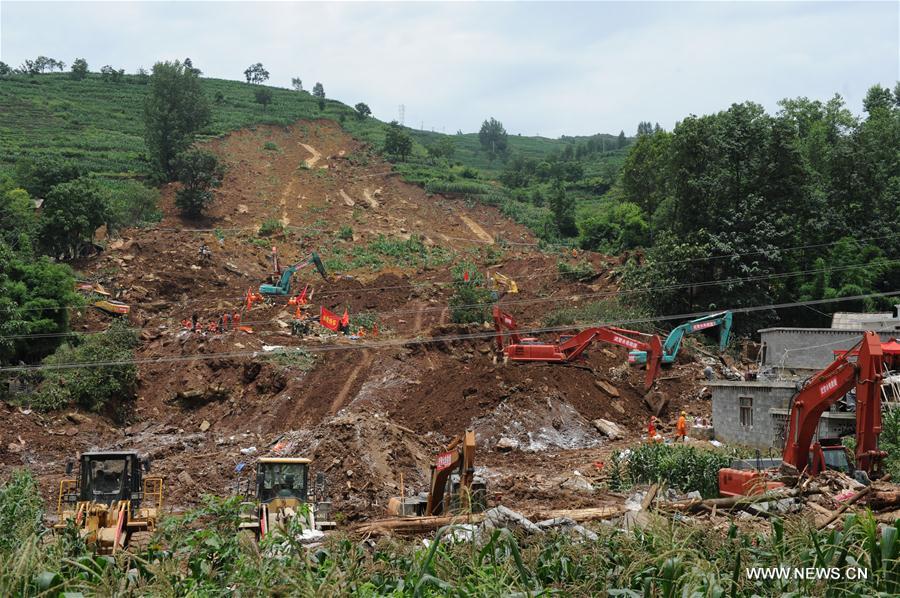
[771,413,788,447]
[739,396,753,427]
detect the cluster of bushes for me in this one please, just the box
[257,218,284,237]
[30,320,139,419]
[607,443,733,498]
[542,297,649,329]
[324,235,453,272]
[449,261,494,324]
[557,259,596,282]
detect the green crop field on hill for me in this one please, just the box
[0,73,383,176]
[0,72,620,179]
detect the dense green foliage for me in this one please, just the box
[144,60,212,179]
[101,178,162,232]
[609,443,733,498]
[39,177,108,258]
[32,319,139,417]
[618,87,900,329]
[173,149,224,217]
[0,470,44,553]
[449,262,493,324]
[0,478,898,596]
[384,120,413,161]
[354,102,371,120]
[0,168,155,369]
[0,176,80,366]
[14,156,84,198]
[479,117,508,159]
[0,243,76,364]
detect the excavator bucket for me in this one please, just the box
[644,334,663,390]
[310,252,327,280]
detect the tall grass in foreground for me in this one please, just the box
[1,471,898,596]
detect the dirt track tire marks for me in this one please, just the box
[413,303,424,332]
[300,143,322,168]
[458,214,494,244]
[330,350,373,414]
[278,178,297,226]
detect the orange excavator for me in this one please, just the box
[387,430,482,517]
[719,331,886,496]
[492,306,663,390]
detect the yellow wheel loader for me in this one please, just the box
[488,272,518,301]
[55,451,163,554]
[238,457,334,541]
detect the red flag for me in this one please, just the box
[463,271,469,282]
[341,308,350,328]
[320,306,339,331]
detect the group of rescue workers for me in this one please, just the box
[647,411,690,444]
[181,311,242,335]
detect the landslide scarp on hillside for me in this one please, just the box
[11,120,706,516]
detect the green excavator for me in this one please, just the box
[629,311,732,366]
[259,251,327,296]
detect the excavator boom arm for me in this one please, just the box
[425,430,476,516]
[558,326,662,389]
[663,311,733,358]
[782,332,883,474]
[492,306,522,351]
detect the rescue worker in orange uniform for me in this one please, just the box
[676,411,688,442]
[647,416,658,443]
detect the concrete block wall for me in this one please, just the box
[832,307,900,330]
[760,328,895,370]
[712,380,859,449]
[710,381,795,448]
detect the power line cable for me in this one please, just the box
[4,250,898,321]
[2,258,898,341]
[2,289,897,373]
[9,230,894,315]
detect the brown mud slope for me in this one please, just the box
[4,120,713,518]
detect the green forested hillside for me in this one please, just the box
[616,90,900,331]
[2,66,898,343]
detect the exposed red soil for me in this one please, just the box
[2,120,713,519]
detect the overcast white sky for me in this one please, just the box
[1,1,898,137]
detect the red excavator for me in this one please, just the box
[492,306,663,390]
[719,331,886,496]
[386,430,482,517]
